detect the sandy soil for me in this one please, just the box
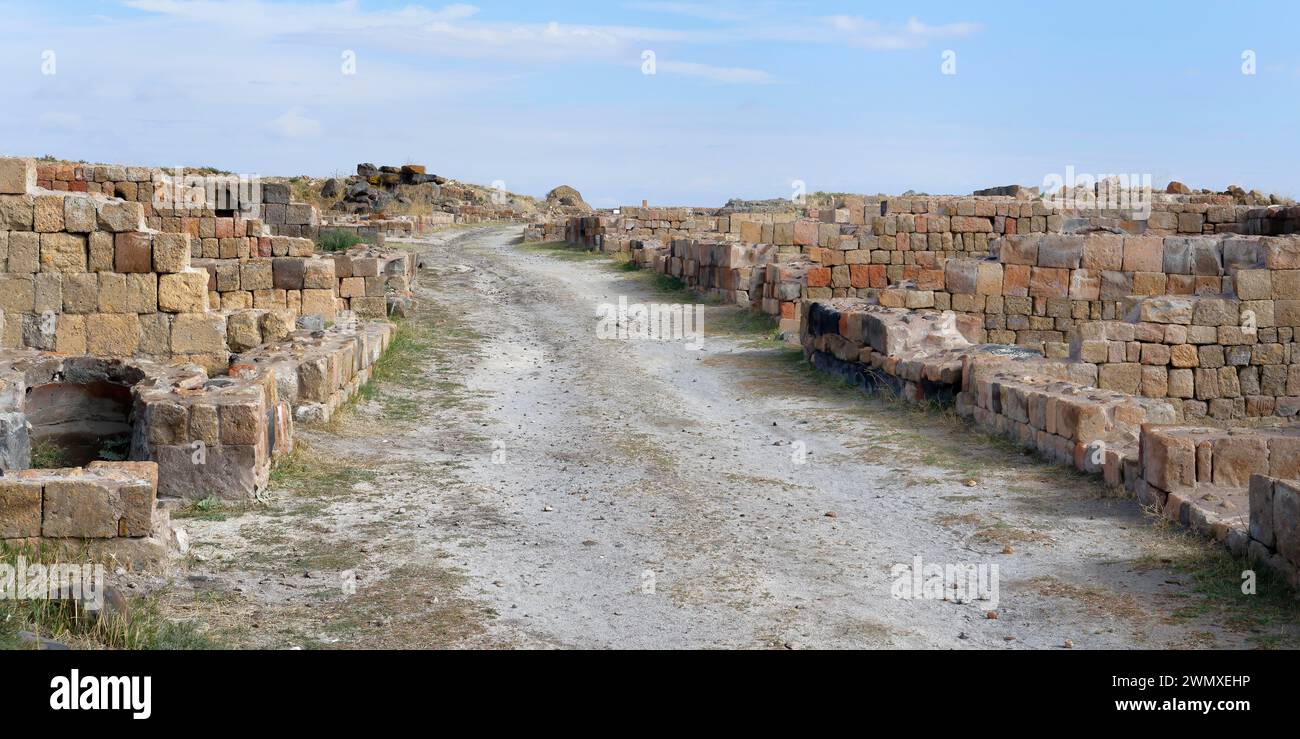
[156,225,1294,649]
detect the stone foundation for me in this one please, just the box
[0,156,412,551]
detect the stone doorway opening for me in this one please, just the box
[20,359,147,470]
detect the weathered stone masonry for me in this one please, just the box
[538,188,1300,585]
[0,157,410,550]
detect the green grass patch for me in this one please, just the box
[317,229,363,253]
[172,495,250,522]
[269,439,379,497]
[0,543,217,650]
[1136,525,1300,647]
[29,438,70,469]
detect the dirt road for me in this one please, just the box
[162,225,1296,649]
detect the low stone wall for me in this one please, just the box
[1240,206,1300,236]
[329,246,418,318]
[0,461,159,541]
[234,320,395,423]
[653,239,777,307]
[1248,473,1300,583]
[193,254,336,316]
[799,296,1300,587]
[1137,425,1300,582]
[0,353,291,501]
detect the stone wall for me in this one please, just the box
[0,156,412,548]
[569,196,1300,421]
[543,190,1300,584]
[1248,473,1300,582]
[329,246,418,318]
[34,161,321,241]
[0,461,159,541]
[797,297,1300,586]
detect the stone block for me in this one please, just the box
[1099,363,1142,394]
[1168,369,1195,398]
[0,157,35,194]
[1264,435,1300,480]
[0,478,42,538]
[1192,298,1237,327]
[114,232,153,273]
[1208,435,1268,488]
[85,313,141,356]
[1123,236,1164,273]
[1142,427,1195,492]
[125,273,157,313]
[272,257,305,290]
[1100,270,1133,300]
[1275,480,1300,565]
[1081,234,1123,271]
[171,312,227,354]
[95,200,144,232]
[88,231,114,272]
[39,233,87,272]
[226,311,263,352]
[0,198,37,242]
[42,480,115,538]
[97,272,129,313]
[997,235,1038,265]
[303,258,336,289]
[1036,235,1083,268]
[1169,344,1199,368]
[153,232,191,273]
[219,399,265,445]
[137,313,171,356]
[260,309,295,343]
[53,314,86,354]
[159,271,209,313]
[301,288,336,319]
[33,195,65,233]
[241,259,274,291]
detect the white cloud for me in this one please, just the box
[658,60,774,84]
[625,2,750,22]
[266,108,322,139]
[817,15,981,50]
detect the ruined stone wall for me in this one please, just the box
[798,297,1300,586]
[1,158,231,371]
[35,161,321,240]
[593,199,1300,422]
[1248,473,1300,580]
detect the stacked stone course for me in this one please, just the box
[537,186,1300,584]
[0,156,413,550]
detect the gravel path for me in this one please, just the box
[165,225,1272,649]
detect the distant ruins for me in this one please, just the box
[315,163,592,245]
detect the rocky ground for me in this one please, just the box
[153,225,1300,649]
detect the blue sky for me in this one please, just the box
[1,0,1296,206]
